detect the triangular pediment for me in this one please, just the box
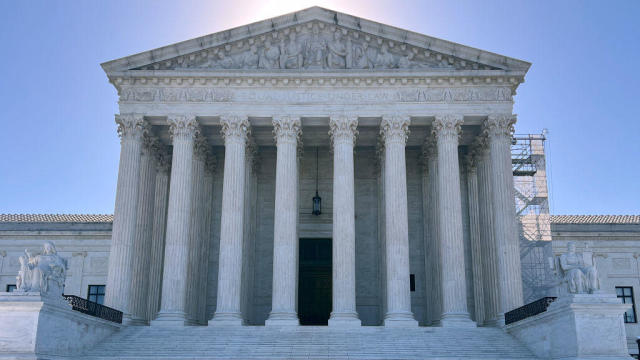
[102,7,530,74]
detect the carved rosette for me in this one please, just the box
[168,114,199,142]
[220,115,251,145]
[329,115,359,147]
[483,114,516,140]
[380,115,410,145]
[193,133,210,161]
[432,114,463,141]
[115,113,145,142]
[272,115,302,146]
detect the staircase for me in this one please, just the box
[77,326,538,359]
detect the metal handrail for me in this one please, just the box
[505,297,557,325]
[62,294,123,324]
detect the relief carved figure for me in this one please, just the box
[375,44,396,69]
[15,241,68,296]
[326,31,349,69]
[304,26,326,69]
[558,241,600,294]
[240,45,259,69]
[279,32,304,69]
[259,40,280,69]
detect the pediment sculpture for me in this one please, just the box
[15,241,68,299]
[136,22,493,72]
[552,241,600,295]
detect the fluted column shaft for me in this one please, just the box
[152,115,199,326]
[485,114,524,322]
[105,114,144,316]
[266,116,301,326]
[128,133,157,325]
[466,157,485,326]
[427,149,442,326]
[196,155,216,324]
[477,146,499,325]
[147,150,171,321]
[328,115,361,327]
[380,115,418,327]
[185,136,207,325]
[211,115,251,326]
[433,114,474,327]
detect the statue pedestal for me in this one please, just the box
[0,292,122,359]
[507,293,633,359]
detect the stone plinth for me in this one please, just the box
[0,292,121,359]
[507,293,633,360]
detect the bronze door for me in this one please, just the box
[298,238,332,325]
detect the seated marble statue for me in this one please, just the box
[559,241,600,294]
[15,241,67,297]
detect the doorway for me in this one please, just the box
[298,238,332,325]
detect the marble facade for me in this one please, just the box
[96,6,530,328]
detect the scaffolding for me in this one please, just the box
[512,133,554,303]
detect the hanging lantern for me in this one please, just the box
[312,147,322,216]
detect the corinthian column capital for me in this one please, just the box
[204,153,217,175]
[329,115,358,146]
[272,115,301,145]
[168,115,199,141]
[220,115,251,144]
[483,114,516,139]
[116,113,145,141]
[153,146,172,174]
[432,114,463,140]
[380,114,410,145]
[193,133,210,161]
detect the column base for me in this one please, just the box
[440,312,476,328]
[209,312,244,326]
[125,315,149,326]
[383,312,419,327]
[328,312,361,327]
[265,312,299,326]
[482,317,499,327]
[150,311,188,327]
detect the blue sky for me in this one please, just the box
[0,0,638,215]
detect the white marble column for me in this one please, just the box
[465,152,485,326]
[375,140,387,321]
[128,131,157,325]
[380,115,418,327]
[105,114,144,317]
[196,154,216,324]
[152,115,199,326]
[419,146,431,326]
[426,139,442,326]
[185,135,208,325]
[485,114,524,323]
[266,115,301,326]
[211,115,251,326]
[476,139,500,326]
[328,115,361,327]
[433,114,474,327]
[147,148,171,321]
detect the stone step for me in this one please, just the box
[78,326,537,359]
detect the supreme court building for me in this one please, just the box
[99,6,528,329]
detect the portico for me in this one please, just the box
[100,6,529,328]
